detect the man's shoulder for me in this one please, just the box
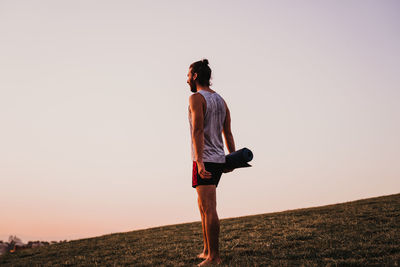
[213,92,227,106]
[189,92,205,105]
[208,90,224,101]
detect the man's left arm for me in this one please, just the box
[189,94,212,179]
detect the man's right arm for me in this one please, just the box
[222,102,235,154]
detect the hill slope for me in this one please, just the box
[1,193,399,266]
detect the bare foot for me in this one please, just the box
[197,252,208,259]
[197,257,222,266]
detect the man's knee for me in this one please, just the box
[201,200,217,215]
[198,198,205,214]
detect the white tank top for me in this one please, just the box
[189,90,226,163]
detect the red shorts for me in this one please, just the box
[192,161,224,188]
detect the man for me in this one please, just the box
[187,59,235,266]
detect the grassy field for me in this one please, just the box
[1,193,399,266]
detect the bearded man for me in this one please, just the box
[187,59,235,266]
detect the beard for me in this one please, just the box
[189,80,197,93]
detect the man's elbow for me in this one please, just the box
[192,128,203,137]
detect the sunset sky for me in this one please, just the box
[1,0,399,242]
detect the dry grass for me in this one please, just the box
[1,193,399,266]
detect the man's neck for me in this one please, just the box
[196,85,212,92]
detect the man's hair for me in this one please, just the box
[190,59,212,86]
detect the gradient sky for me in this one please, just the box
[1,0,399,242]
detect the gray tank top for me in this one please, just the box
[189,90,226,163]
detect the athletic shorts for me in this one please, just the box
[192,161,224,188]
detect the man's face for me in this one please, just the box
[187,68,197,93]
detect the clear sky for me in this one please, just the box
[1,0,399,242]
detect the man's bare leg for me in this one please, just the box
[197,197,208,259]
[196,185,221,266]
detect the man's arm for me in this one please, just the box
[222,101,235,153]
[189,93,212,179]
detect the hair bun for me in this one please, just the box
[202,59,209,65]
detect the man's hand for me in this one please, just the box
[197,161,212,179]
